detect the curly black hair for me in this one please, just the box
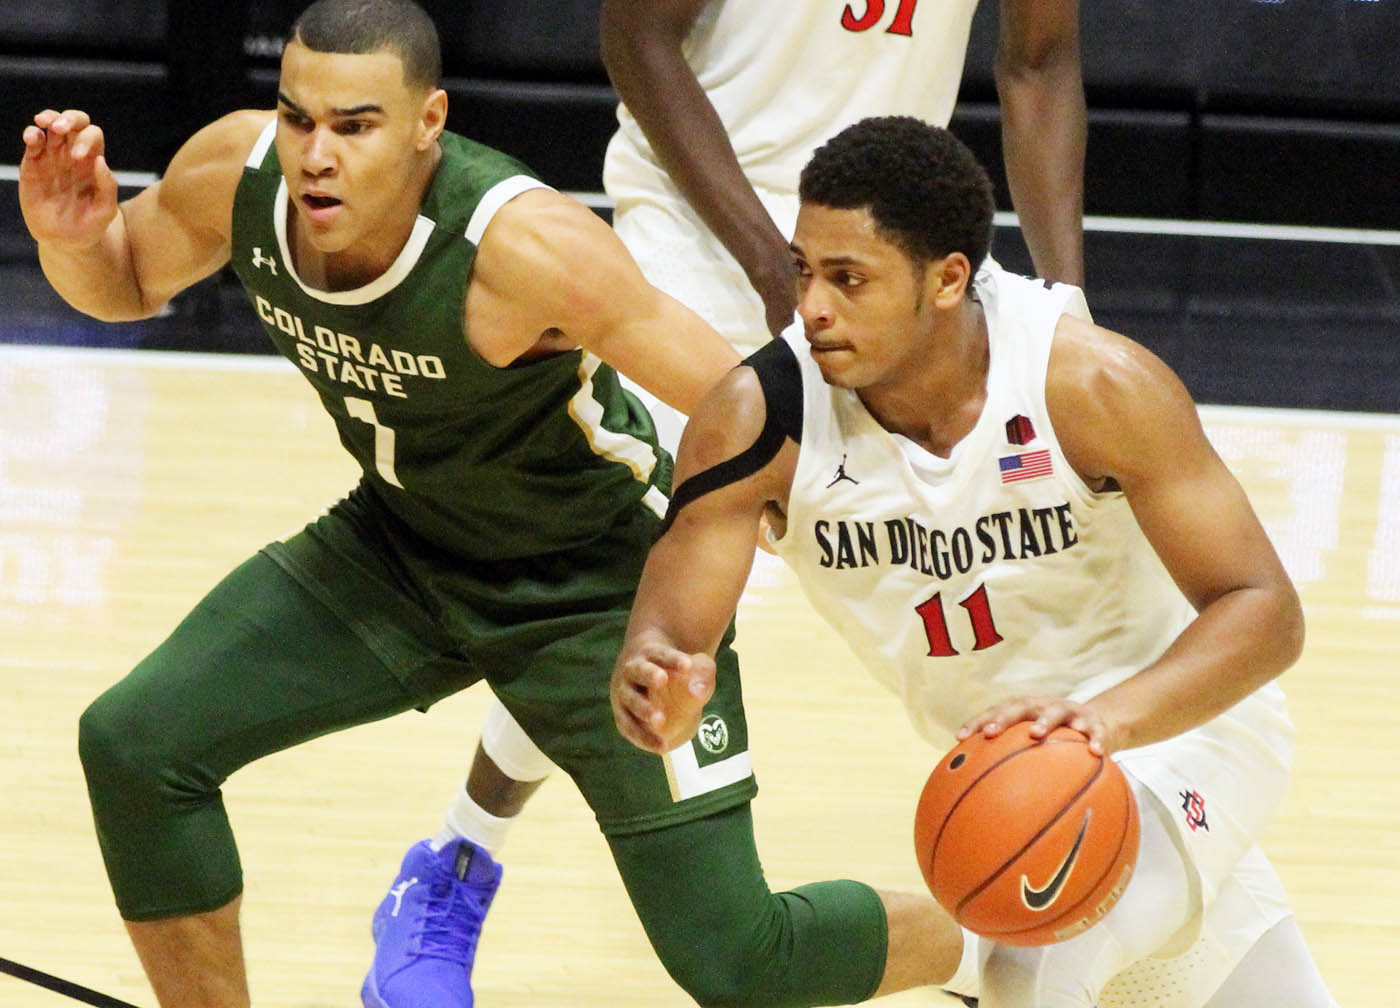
[291,0,441,91]
[798,116,994,273]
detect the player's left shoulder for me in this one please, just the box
[1049,313,1184,414]
[1047,313,1203,482]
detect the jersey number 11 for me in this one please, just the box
[916,583,1004,657]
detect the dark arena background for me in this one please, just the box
[2,0,1399,411]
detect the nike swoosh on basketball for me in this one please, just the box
[1020,811,1090,911]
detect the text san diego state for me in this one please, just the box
[814,504,1079,577]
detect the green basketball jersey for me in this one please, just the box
[230,124,669,561]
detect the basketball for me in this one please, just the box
[913,721,1140,946]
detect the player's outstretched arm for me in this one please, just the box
[465,187,740,413]
[997,0,1085,286]
[19,108,264,321]
[611,365,797,754]
[600,0,796,337]
[1047,314,1305,753]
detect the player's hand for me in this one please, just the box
[956,695,1114,756]
[18,109,120,251]
[745,245,799,338]
[611,637,716,755]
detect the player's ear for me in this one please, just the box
[416,88,447,151]
[926,252,972,309]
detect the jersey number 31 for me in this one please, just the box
[841,0,919,35]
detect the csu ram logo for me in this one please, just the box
[697,714,730,755]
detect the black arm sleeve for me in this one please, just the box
[660,339,803,533]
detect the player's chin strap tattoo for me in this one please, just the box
[660,340,803,534]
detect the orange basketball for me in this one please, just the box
[913,721,1140,946]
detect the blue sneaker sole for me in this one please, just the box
[361,970,390,1008]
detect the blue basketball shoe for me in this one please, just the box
[362,838,503,1008]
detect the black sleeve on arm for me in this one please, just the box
[661,339,803,533]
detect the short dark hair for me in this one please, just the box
[291,0,441,91]
[799,116,995,274]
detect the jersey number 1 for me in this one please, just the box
[841,0,918,35]
[916,584,1004,657]
[345,396,404,488]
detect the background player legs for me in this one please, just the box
[432,702,552,855]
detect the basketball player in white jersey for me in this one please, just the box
[371,2,1084,1001]
[612,117,1338,1007]
[603,0,1085,445]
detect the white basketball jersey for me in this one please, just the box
[604,0,980,202]
[771,266,1295,898]
[773,267,1196,737]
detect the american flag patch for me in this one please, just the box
[999,449,1053,483]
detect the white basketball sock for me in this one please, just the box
[429,701,554,854]
[432,785,513,855]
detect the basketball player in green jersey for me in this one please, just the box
[19,2,970,1006]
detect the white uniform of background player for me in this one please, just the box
[770,266,1336,1007]
[605,0,980,436]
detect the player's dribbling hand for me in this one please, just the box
[19,109,120,250]
[611,638,716,754]
[956,695,1114,756]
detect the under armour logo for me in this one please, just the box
[251,247,278,275]
[389,877,418,916]
[825,454,859,488]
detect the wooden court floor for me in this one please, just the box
[1,346,1394,1007]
